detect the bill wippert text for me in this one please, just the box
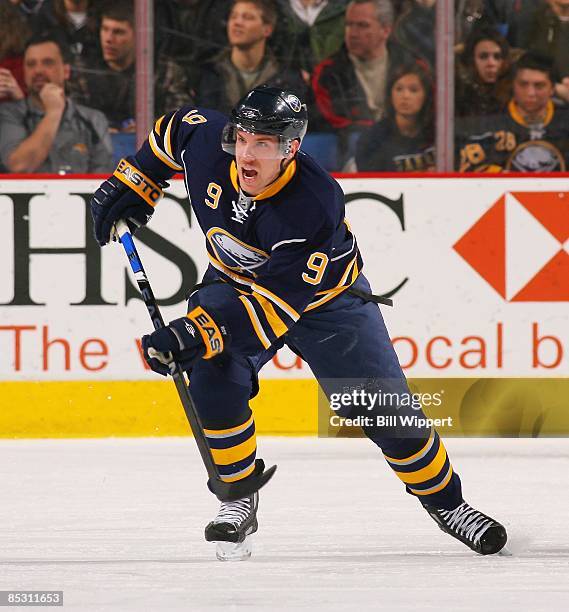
[329,415,454,428]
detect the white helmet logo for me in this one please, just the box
[286,94,302,113]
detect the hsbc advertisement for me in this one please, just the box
[0,176,567,380]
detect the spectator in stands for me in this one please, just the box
[455,0,486,44]
[197,0,306,115]
[8,0,47,23]
[482,0,544,49]
[34,1,101,102]
[392,0,435,67]
[0,33,112,173]
[457,52,569,172]
[525,0,569,103]
[0,1,31,103]
[270,0,349,77]
[36,1,100,61]
[73,1,191,131]
[355,61,434,171]
[154,0,233,87]
[455,27,512,118]
[312,0,409,134]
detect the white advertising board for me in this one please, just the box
[0,176,567,380]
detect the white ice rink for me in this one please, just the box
[1,437,568,611]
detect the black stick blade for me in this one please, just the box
[208,464,277,502]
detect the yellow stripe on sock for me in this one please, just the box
[211,435,257,466]
[393,442,447,485]
[220,462,256,483]
[409,466,454,496]
[203,414,254,438]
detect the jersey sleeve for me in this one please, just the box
[209,220,337,355]
[134,106,227,181]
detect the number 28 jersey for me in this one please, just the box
[135,106,364,355]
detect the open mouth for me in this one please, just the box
[242,168,258,181]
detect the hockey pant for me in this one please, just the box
[188,274,463,509]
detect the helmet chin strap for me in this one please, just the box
[279,137,300,173]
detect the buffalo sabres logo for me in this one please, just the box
[285,94,302,113]
[506,140,566,172]
[207,228,269,272]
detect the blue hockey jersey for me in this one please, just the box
[135,106,363,355]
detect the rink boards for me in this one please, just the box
[0,175,567,437]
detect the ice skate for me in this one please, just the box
[422,500,507,555]
[205,492,259,561]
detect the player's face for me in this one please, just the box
[391,73,426,119]
[513,69,554,115]
[100,18,135,67]
[227,2,273,49]
[345,2,391,61]
[24,42,70,94]
[474,40,504,83]
[235,131,290,196]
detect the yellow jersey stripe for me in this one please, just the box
[164,113,176,159]
[230,161,239,192]
[305,255,358,311]
[239,296,271,349]
[207,254,254,287]
[392,442,447,485]
[203,414,254,438]
[252,293,288,338]
[149,132,182,170]
[409,466,454,496]
[252,283,300,321]
[509,99,554,128]
[304,285,348,311]
[154,114,165,134]
[384,429,435,465]
[255,160,297,200]
[351,259,359,282]
[211,435,257,466]
[313,255,356,296]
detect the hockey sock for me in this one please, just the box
[382,429,461,507]
[203,412,257,482]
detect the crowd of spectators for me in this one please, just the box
[0,0,567,174]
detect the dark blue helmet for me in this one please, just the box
[222,85,308,156]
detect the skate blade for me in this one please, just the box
[498,546,513,557]
[215,536,253,562]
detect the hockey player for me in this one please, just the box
[90,86,507,560]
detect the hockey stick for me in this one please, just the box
[114,219,276,501]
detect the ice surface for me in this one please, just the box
[0,437,567,611]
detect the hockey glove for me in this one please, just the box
[91,156,167,246]
[142,306,230,376]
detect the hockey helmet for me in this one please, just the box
[222,85,308,158]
